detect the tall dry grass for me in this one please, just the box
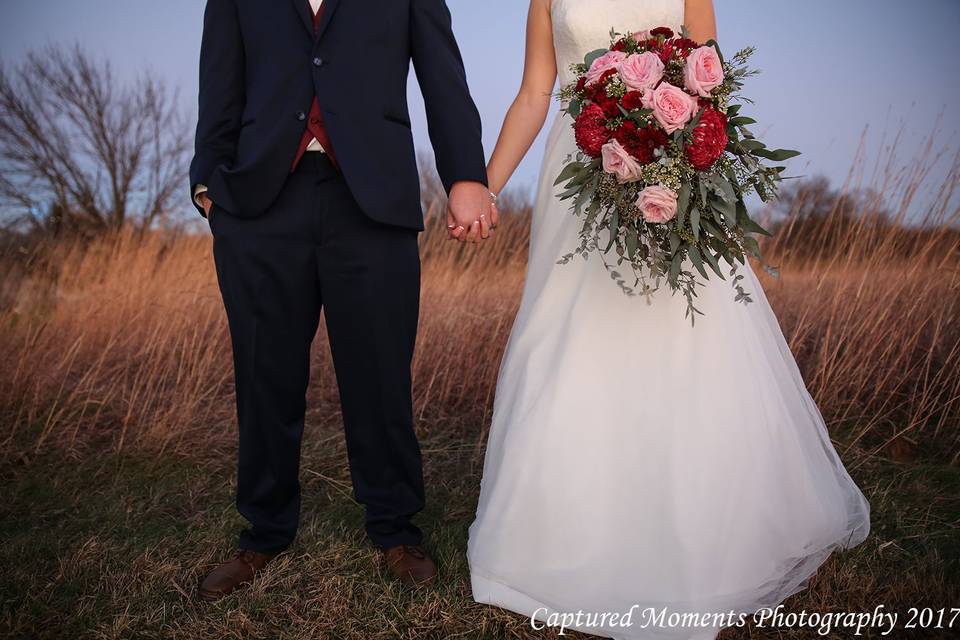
[1,141,958,463]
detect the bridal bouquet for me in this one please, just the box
[555,26,798,319]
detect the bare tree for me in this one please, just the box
[0,45,189,234]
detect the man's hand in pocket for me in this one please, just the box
[199,193,214,219]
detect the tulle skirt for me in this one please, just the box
[466,114,870,640]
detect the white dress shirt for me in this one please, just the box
[196,0,325,207]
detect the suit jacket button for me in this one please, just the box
[296,111,306,121]
[312,57,324,67]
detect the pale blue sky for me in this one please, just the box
[1,0,958,208]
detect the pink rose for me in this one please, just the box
[684,46,724,97]
[601,139,644,183]
[586,50,627,86]
[632,29,651,41]
[641,82,698,133]
[636,185,678,223]
[617,52,664,93]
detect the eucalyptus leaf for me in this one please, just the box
[687,246,709,279]
[701,247,725,279]
[625,226,638,259]
[669,232,681,254]
[741,215,772,236]
[712,197,736,223]
[569,98,583,118]
[751,148,801,162]
[677,182,691,222]
[605,208,620,252]
[554,162,584,187]
[709,175,737,203]
[739,139,766,152]
[669,252,683,286]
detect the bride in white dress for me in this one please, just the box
[467,1,871,638]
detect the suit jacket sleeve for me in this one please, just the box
[409,0,488,193]
[189,0,245,216]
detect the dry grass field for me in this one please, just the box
[1,149,959,638]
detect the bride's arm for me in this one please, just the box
[684,0,717,42]
[485,0,557,196]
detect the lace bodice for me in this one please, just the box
[551,0,685,86]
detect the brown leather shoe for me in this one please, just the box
[382,545,437,587]
[198,549,277,602]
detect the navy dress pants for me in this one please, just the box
[211,153,424,552]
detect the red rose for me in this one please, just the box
[650,27,674,38]
[575,77,587,93]
[611,39,627,52]
[574,104,612,157]
[686,107,729,170]
[621,91,644,111]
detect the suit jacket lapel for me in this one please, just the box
[291,0,314,38]
[315,0,342,41]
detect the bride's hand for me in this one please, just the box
[480,191,500,238]
[447,181,492,243]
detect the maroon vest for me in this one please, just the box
[291,1,337,171]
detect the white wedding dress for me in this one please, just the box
[466,1,871,638]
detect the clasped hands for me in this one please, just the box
[446,181,500,243]
[200,181,501,242]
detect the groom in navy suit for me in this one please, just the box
[190,0,492,600]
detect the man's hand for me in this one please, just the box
[447,181,493,243]
[199,192,214,219]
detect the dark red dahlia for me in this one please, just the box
[612,121,668,164]
[621,91,644,111]
[650,26,674,38]
[686,107,729,170]
[574,104,611,157]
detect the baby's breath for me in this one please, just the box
[605,77,626,98]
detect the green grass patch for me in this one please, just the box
[1,430,957,639]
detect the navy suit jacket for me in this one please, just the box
[189,0,487,230]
